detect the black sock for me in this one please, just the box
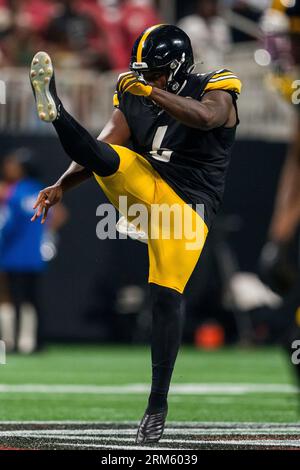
[147,284,185,413]
[147,391,168,413]
[52,103,120,177]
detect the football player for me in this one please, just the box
[30,24,242,444]
[260,1,300,383]
[261,0,300,248]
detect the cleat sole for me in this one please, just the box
[30,52,57,122]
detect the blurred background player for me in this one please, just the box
[0,147,67,353]
[260,0,300,383]
[178,0,232,68]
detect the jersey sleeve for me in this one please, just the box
[113,90,121,109]
[113,90,128,118]
[203,69,242,95]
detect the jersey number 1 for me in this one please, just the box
[150,126,173,162]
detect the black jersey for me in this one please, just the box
[114,69,242,228]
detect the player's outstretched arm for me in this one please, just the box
[31,162,93,224]
[31,183,63,224]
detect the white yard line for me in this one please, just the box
[52,440,300,449]
[1,433,300,444]
[0,383,298,394]
[54,443,184,450]
[0,428,300,436]
[0,422,299,450]
[5,432,297,450]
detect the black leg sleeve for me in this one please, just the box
[147,284,185,413]
[53,104,120,177]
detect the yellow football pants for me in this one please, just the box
[94,145,209,294]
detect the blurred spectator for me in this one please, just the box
[79,0,129,70]
[0,0,55,66]
[0,0,54,35]
[81,0,161,71]
[44,0,111,70]
[119,0,161,59]
[229,0,265,42]
[0,0,161,69]
[0,148,68,353]
[177,0,231,69]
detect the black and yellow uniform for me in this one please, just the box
[93,69,241,293]
[113,70,241,228]
[30,31,241,440]
[270,0,300,34]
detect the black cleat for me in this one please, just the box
[30,51,59,122]
[135,407,168,444]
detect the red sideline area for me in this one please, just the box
[0,447,28,450]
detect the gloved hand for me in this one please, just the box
[259,240,298,296]
[117,72,153,97]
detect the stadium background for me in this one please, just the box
[0,0,294,343]
[0,0,299,450]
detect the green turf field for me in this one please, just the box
[0,345,299,423]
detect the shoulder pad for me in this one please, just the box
[203,69,242,94]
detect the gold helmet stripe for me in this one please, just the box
[136,24,164,63]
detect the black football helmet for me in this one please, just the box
[130,24,194,93]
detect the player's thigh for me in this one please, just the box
[148,192,208,294]
[93,145,157,208]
